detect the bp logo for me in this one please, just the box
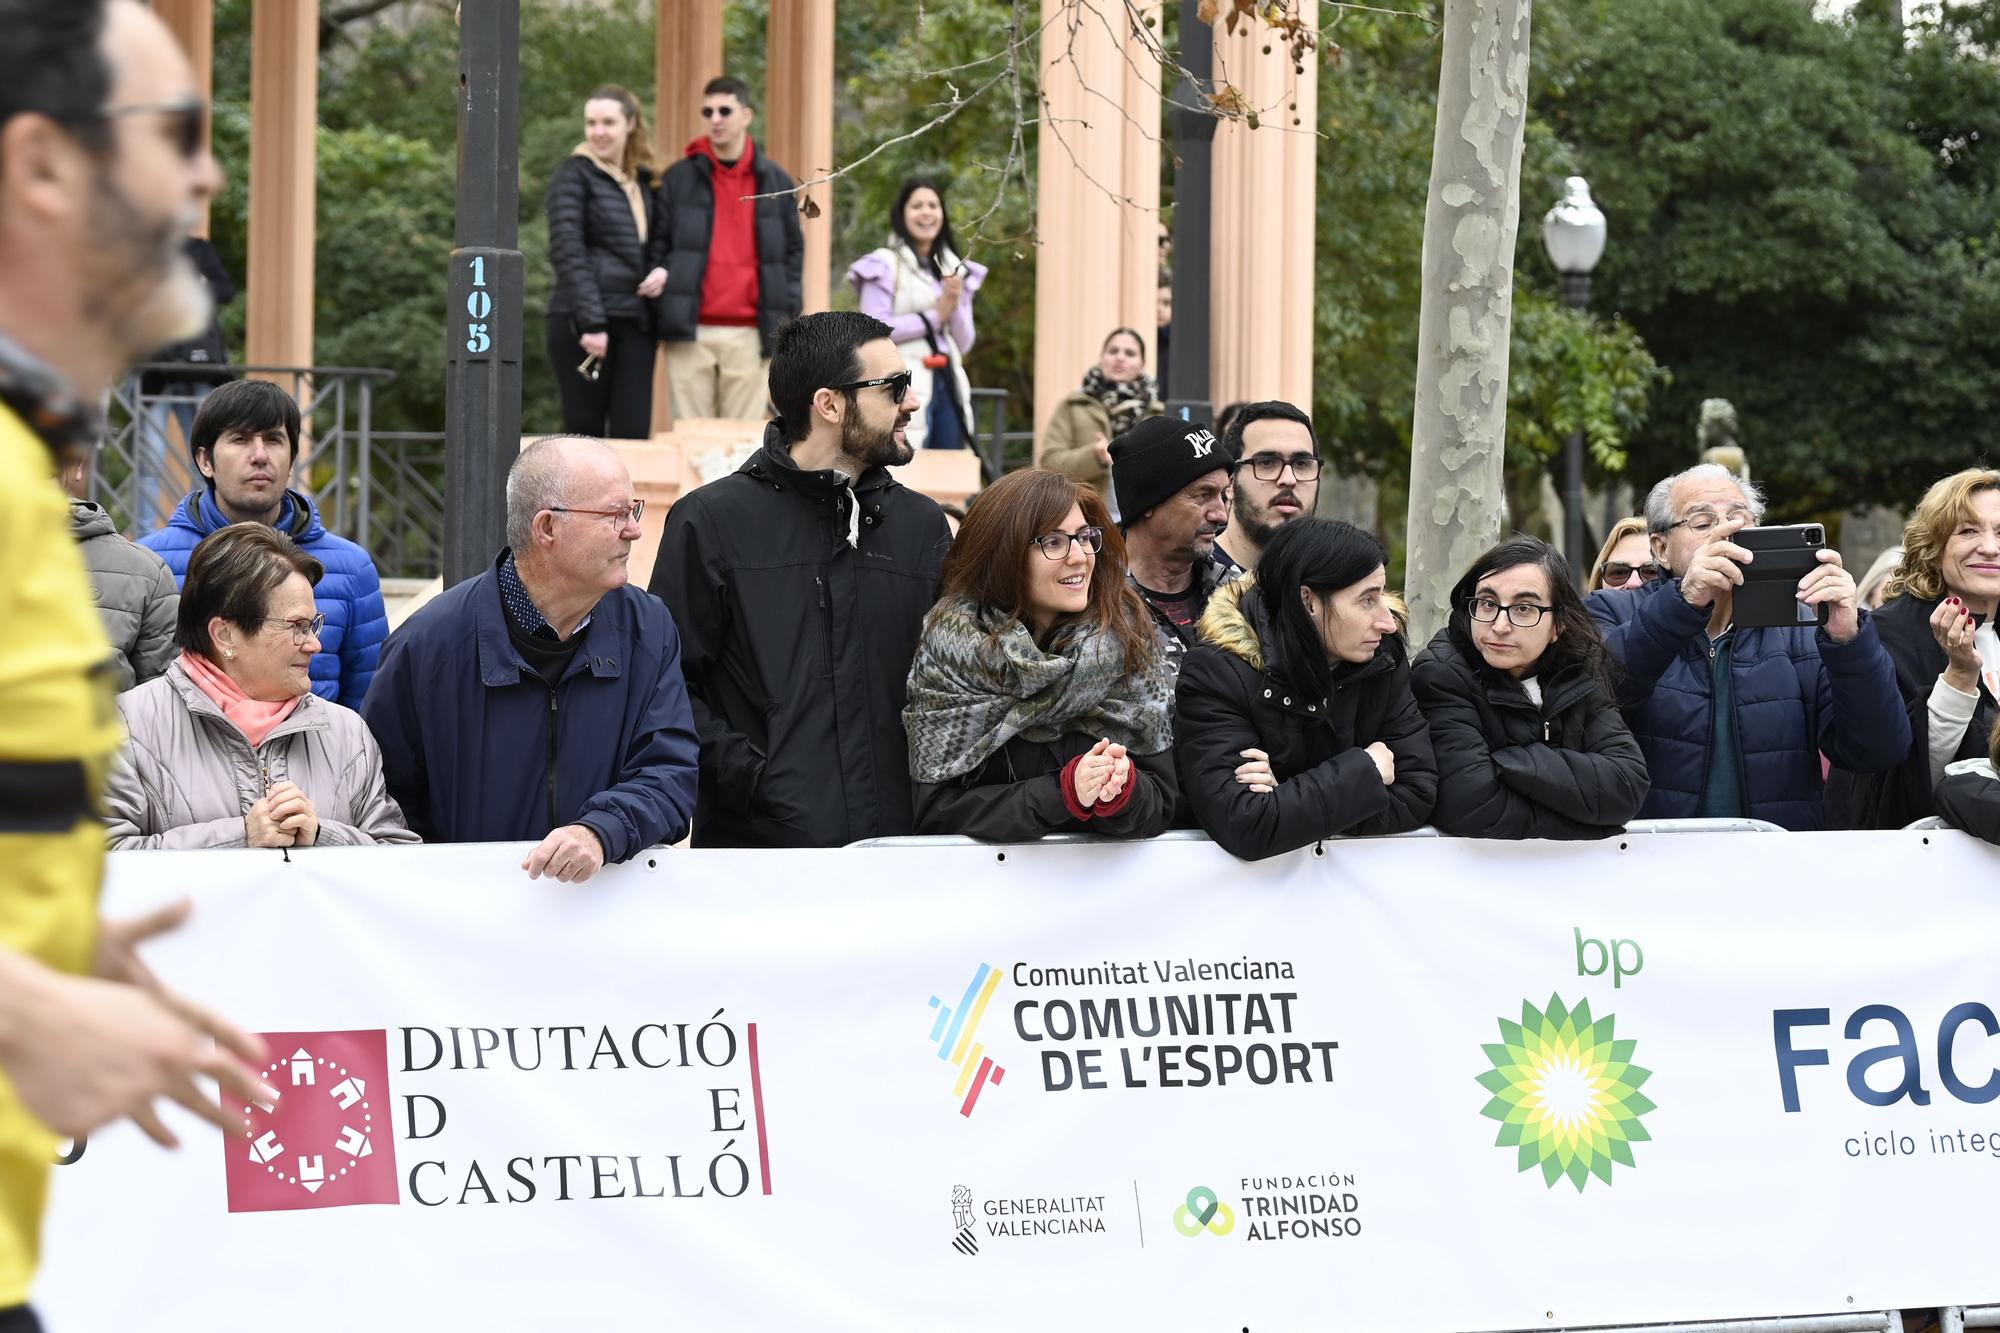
[1476,994,1655,1192]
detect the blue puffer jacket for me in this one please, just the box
[359,556,699,859]
[140,489,388,708]
[1587,577,1909,830]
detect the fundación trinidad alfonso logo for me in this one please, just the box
[927,963,1007,1117]
[223,1030,400,1212]
[1173,1185,1236,1237]
[1476,995,1656,1192]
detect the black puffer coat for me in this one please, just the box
[1174,580,1437,861]
[914,735,1178,842]
[654,144,804,355]
[1826,592,1998,829]
[1937,759,2000,845]
[1410,628,1649,839]
[545,153,662,334]
[648,421,951,847]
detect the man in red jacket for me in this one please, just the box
[656,76,804,422]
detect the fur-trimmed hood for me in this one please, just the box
[1195,576,1410,675]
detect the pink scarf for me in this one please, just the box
[180,651,304,748]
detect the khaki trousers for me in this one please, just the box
[665,324,769,420]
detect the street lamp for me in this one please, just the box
[1540,175,1607,579]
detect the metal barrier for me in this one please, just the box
[1531,1315,1904,1333]
[848,819,1782,850]
[1943,1307,2000,1332]
[1904,816,1950,831]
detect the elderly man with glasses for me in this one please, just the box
[650,310,951,847]
[1586,462,1907,829]
[364,435,698,881]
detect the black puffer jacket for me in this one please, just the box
[545,153,662,334]
[1826,592,1998,829]
[914,734,1178,842]
[1174,580,1437,861]
[1937,758,2000,845]
[654,143,804,355]
[1410,628,1649,839]
[649,421,950,847]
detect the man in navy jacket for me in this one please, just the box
[1587,463,1909,830]
[363,436,698,880]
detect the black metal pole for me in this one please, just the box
[1560,269,1591,581]
[1164,0,1215,427]
[444,0,524,588]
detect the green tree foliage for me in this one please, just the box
[1536,0,2000,515]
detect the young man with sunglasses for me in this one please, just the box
[1213,400,1322,578]
[650,310,951,847]
[138,378,388,709]
[0,5,277,1327]
[655,75,804,420]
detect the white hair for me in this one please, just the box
[1642,462,1767,535]
[504,435,618,551]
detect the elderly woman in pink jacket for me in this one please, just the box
[105,524,415,850]
[846,176,988,451]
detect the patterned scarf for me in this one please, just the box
[1080,366,1160,435]
[904,596,1175,783]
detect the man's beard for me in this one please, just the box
[1234,492,1301,550]
[84,172,210,367]
[840,406,914,470]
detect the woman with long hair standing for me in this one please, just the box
[846,177,987,450]
[904,468,1177,840]
[1411,535,1648,838]
[1175,518,1437,860]
[544,83,666,438]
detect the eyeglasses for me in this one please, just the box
[831,370,914,402]
[549,500,646,526]
[96,97,207,161]
[700,106,736,120]
[1468,597,1554,628]
[262,613,326,645]
[1600,560,1665,585]
[1665,507,1754,535]
[1030,527,1105,560]
[1241,453,1322,483]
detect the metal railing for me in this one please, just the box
[848,819,1785,850]
[969,386,1033,484]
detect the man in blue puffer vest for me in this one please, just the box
[1588,462,1909,830]
[138,378,387,707]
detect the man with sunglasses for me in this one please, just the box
[0,5,279,1327]
[651,310,951,847]
[655,75,804,420]
[1213,400,1321,578]
[1587,462,1906,829]
[366,435,698,882]
[1110,415,1241,681]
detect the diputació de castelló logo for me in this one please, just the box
[1476,994,1655,1191]
[223,1029,401,1212]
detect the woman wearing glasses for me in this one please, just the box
[846,177,988,451]
[1411,536,1648,838]
[545,84,667,438]
[1175,518,1437,861]
[104,525,415,849]
[1041,328,1164,507]
[1587,517,1662,592]
[904,469,1177,840]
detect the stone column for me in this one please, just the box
[1032,0,1161,451]
[1208,28,1317,412]
[767,0,834,316]
[653,0,724,432]
[154,0,214,236]
[246,0,317,375]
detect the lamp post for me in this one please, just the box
[1540,176,1607,578]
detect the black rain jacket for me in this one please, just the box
[545,154,663,334]
[653,144,804,356]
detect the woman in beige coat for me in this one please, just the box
[105,524,416,850]
[1040,327,1162,508]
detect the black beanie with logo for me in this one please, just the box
[1109,415,1231,520]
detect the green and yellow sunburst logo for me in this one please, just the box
[1476,994,1656,1191]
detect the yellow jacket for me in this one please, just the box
[0,401,121,1307]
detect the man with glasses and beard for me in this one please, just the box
[1212,400,1321,578]
[1111,415,1240,681]
[0,5,276,1327]
[650,311,951,846]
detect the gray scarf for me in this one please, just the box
[904,596,1175,783]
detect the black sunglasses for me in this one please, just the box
[700,106,736,120]
[831,371,913,402]
[96,97,207,161]
[1600,560,1665,585]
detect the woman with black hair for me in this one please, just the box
[846,177,987,450]
[1411,535,1649,839]
[1175,518,1437,861]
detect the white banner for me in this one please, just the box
[33,831,2000,1331]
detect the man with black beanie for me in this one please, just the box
[1111,415,1239,678]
